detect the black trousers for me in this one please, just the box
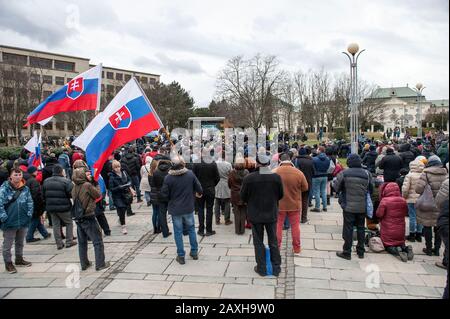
[251,222,281,275]
[95,200,110,235]
[342,211,366,256]
[423,226,442,252]
[301,191,309,222]
[117,207,127,226]
[440,225,449,299]
[197,194,214,233]
[159,202,170,237]
[76,217,106,269]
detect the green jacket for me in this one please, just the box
[0,180,33,230]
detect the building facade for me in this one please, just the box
[0,45,160,140]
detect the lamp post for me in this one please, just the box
[342,43,365,154]
[413,83,425,138]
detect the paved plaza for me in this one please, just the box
[0,200,446,299]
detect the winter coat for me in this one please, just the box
[215,161,232,199]
[399,144,415,170]
[378,151,403,182]
[43,175,73,213]
[362,150,378,173]
[0,167,8,186]
[25,174,45,217]
[160,167,203,216]
[240,167,284,224]
[192,161,220,198]
[376,183,408,247]
[42,157,59,182]
[312,153,331,177]
[71,152,84,166]
[121,153,141,177]
[108,170,132,208]
[415,165,448,227]
[437,141,448,164]
[294,155,314,189]
[273,162,308,212]
[139,157,152,193]
[100,160,113,190]
[333,157,373,214]
[0,180,33,230]
[71,168,102,218]
[149,160,171,204]
[401,160,425,203]
[436,178,449,211]
[228,167,249,206]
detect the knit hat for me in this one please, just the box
[369,145,376,151]
[347,153,362,168]
[427,155,442,167]
[27,166,38,174]
[298,148,307,156]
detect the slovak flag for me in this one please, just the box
[24,131,43,169]
[72,78,163,180]
[24,64,102,127]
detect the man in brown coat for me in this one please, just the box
[72,167,110,271]
[273,153,309,253]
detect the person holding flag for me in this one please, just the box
[24,64,102,127]
[24,131,43,170]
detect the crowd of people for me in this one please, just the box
[0,130,448,299]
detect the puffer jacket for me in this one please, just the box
[149,160,171,204]
[294,155,314,188]
[399,144,416,170]
[376,182,408,247]
[139,157,152,193]
[71,168,102,218]
[215,160,232,199]
[312,153,331,177]
[378,151,403,182]
[25,174,45,217]
[436,178,449,210]
[109,170,132,208]
[402,160,425,203]
[121,152,141,177]
[437,141,448,164]
[415,165,449,227]
[43,174,73,213]
[362,150,378,173]
[0,180,33,230]
[228,166,249,206]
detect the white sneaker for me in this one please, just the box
[122,226,128,235]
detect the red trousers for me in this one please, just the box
[277,210,301,251]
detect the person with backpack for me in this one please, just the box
[0,168,34,274]
[71,167,110,271]
[109,160,135,235]
[376,182,413,262]
[43,165,76,250]
[415,155,448,256]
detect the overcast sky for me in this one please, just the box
[0,0,448,107]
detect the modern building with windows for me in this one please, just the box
[0,45,160,139]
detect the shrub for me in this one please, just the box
[0,147,23,160]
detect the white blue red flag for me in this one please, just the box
[72,78,163,180]
[24,64,102,127]
[24,131,43,169]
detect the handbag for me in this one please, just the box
[415,174,437,212]
[327,159,336,174]
[121,171,133,205]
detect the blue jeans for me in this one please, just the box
[26,216,48,241]
[408,203,423,233]
[151,203,161,231]
[108,190,116,209]
[172,213,198,257]
[130,175,142,200]
[144,191,151,204]
[312,177,327,209]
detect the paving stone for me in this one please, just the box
[123,257,172,274]
[220,256,249,262]
[95,292,131,299]
[227,248,255,256]
[49,276,97,289]
[421,263,448,276]
[301,233,332,239]
[252,278,277,286]
[139,245,167,254]
[399,273,426,286]
[380,284,408,295]
[103,279,172,295]
[168,282,222,298]
[295,249,330,259]
[202,234,250,244]
[329,280,383,293]
[4,287,81,299]
[114,273,147,280]
[295,266,331,280]
[295,278,330,289]
[330,269,369,282]
[295,287,347,299]
[315,225,342,234]
[312,220,339,226]
[152,295,181,299]
[299,225,316,233]
[314,240,343,251]
[165,260,229,277]
[311,258,325,267]
[376,294,421,299]
[324,258,360,270]
[294,257,312,267]
[346,291,379,299]
[404,285,441,298]
[197,247,228,256]
[380,272,408,285]
[419,275,447,288]
[221,284,274,299]
[0,288,12,298]
[0,278,54,288]
[182,276,238,284]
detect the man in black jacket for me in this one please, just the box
[362,145,378,174]
[121,147,143,203]
[399,143,415,170]
[333,154,373,260]
[294,147,314,223]
[25,166,50,243]
[378,147,403,182]
[43,165,76,250]
[241,152,284,277]
[193,156,220,236]
[42,153,58,182]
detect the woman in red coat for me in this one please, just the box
[376,182,413,262]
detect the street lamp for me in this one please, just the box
[342,43,365,154]
[413,83,425,138]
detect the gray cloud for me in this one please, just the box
[134,53,205,75]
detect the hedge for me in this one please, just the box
[0,147,23,160]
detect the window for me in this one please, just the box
[56,121,65,130]
[2,52,27,65]
[107,72,114,79]
[66,78,73,83]
[43,91,52,99]
[124,74,131,81]
[106,85,114,93]
[3,87,14,98]
[102,71,105,78]
[116,73,123,81]
[54,60,75,72]
[30,73,41,83]
[43,75,52,85]
[115,86,123,94]
[101,84,105,92]
[140,77,147,84]
[29,56,52,69]
[135,75,140,81]
[150,78,156,85]
[55,76,65,85]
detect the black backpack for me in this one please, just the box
[71,187,86,221]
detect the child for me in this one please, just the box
[376,182,413,262]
